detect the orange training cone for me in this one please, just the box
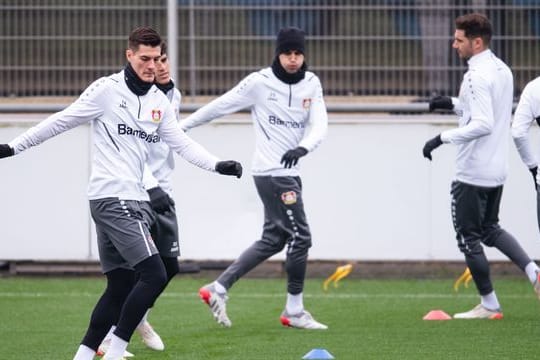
[423,310,452,320]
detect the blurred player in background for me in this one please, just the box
[98,41,182,356]
[423,13,540,319]
[180,26,328,330]
[511,76,540,220]
[0,27,242,360]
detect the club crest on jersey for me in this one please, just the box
[151,109,162,123]
[267,92,278,102]
[281,191,297,205]
[302,98,311,109]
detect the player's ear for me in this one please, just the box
[126,49,132,62]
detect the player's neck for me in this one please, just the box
[124,63,154,96]
[271,58,306,85]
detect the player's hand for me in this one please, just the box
[280,146,308,168]
[216,160,243,178]
[529,166,538,190]
[147,186,171,214]
[0,144,14,159]
[429,95,453,112]
[422,134,443,161]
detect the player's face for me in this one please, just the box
[279,50,305,74]
[453,29,475,60]
[155,54,171,85]
[126,45,161,82]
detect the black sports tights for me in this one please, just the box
[80,255,167,349]
[80,268,135,350]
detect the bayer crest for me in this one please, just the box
[281,191,297,205]
[151,109,162,123]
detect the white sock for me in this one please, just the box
[286,292,304,315]
[103,334,128,360]
[73,344,95,360]
[525,261,539,284]
[214,281,227,294]
[481,291,501,310]
[103,325,115,343]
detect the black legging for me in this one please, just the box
[80,255,167,349]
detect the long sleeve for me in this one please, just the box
[451,97,462,113]
[9,80,105,154]
[298,76,328,152]
[179,73,257,131]
[512,80,539,168]
[441,72,493,144]
[158,104,219,172]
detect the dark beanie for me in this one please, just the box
[275,27,305,55]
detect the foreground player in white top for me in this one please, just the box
[97,41,182,356]
[0,27,242,360]
[180,27,328,330]
[423,13,540,319]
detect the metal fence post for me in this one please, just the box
[167,0,179,85]
[189,0,197,100]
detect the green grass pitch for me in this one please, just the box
[0,276,539,359]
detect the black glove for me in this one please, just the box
[216,160,243,178]
[280,146,308,169]
[147,186,171,214]
[530,166,538,190]
[423,134,443,161]
[429,96,454,112]
[0,144,14,159]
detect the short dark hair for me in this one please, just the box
[160,41,168,56]
[455,13,492,45]
[128,26,162,52]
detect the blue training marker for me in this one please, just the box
[302,348,335,359]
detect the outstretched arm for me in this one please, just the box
[159,104,242,177]
[179,73,258,131]
[1,78,106,158]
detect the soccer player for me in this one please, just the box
[180,26,328,330]
[423,13,540,319]
[0,27,242,360]
[97,41,182,356]
[511,76,540,218]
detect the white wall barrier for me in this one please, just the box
[1,113,539,262]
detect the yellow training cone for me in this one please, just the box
[453,267,473,292]
[323,264,353,291]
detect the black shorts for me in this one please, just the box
[90,198,159,273]
[140,199,180,258]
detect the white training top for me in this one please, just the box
[142,86,182,197]
[441,49,513,187]
[9,70,218,201]
[179,67,328,177]
[512,76,540,171]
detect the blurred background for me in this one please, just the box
[3,0,540,99]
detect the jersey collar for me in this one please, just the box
[124,63,154,96]
[271,58,307,85]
